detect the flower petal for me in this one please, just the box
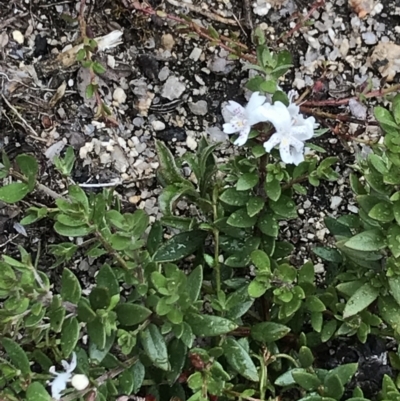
[260,102,292,133]
[279,140,294,164]
[234,126,251,146]
[247,105,271,126]
[226,101,245,117]
[290,148,305,166]
[246,91,267,112]
[263,133,282,153]
[223,122,239,134]
[68,352,77,372]
[51,373,71,400]
[291,124,314,141]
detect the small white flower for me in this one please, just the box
[262,99,316,165]
[49,352,77,400]
[71,374,90,391]
[223,91,269,146]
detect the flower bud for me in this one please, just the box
[71,374,90,391]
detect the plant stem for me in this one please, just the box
[94,229,130,270]
[212,186,221,293]
[271,353,300,367]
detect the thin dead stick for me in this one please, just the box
[242,0,253,29]
[0,12,29,30]
[1,94,47,143]
[79,181,122,188]
[302,83,400,107]
[166,0,238,25]
[129,1,255,62]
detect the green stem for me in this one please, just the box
[271,353,299,368]
[212,186,221,293]
[94,229,130,270]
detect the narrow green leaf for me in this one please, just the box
[343,283,380,319]
[26,382,51,401]
[61,317,79,357]
[227,208,257,228]
[251,322,290,343]
[187,265,203,303]
[0,182,30,203]
[185,314,237,336]
[61,268,81,304]
[115,303,152,326]
[223,337,259,381]
[344,230,386,251]
[139,324,170,371]
[2,338,31,375]
[152,230,207,262]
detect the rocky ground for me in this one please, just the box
[1,0,398,266]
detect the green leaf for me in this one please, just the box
[68,185,89,212]
[389,276,400,307]
[97,264,119,297]
[344,230,386,251]
[257,212,279,237]
[185,313,237,336]
[155,140,192,186]
[248,279,268,298]
[54,222,92,237]
[260,80,277,94]
[292,371,321,391]
[159,184,199,215]
[251,250,270,271]
[220,188,250,206]
[305,296,326,312]
[392,94,400,125]
[222,337,259,382]
[118,369,134,394]
[92,61,107,74]
[16,154,38,190]
[2,338,31,375]
[227,208,257,228]
[86,83,95,99]
[89,331,115,363]
[312,247,342,263]
[77,298,96,322]
[187,265,203,303]
[0,182,30,203]
[139,323,170,371]
[61,317,79,357]
[87,317,106,349]
[329,363,358,386]
[153,230,207,262]
[374,106,399,132]
[89,287,111,310]
[26,382,51,401]
[299,346,314,368]
[343,283,380,319]
[167,338,187,384]
[115,303,152,326]
[61,268,81,304]
[251,322,290,343]
[388,224,400,258]
[131,361,145,393]
[265,178,281,201]
[236,172,258,191]
[321,320,337,342]
[275,368,307,386]
[147,221,163,256]
[368,202,394,222]
[247,196,264,217]
[323,373,344,399]
[269,195,297,219]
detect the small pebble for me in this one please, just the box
[113,88,127,104]
[12,30,24,44]
[151,120,166,131]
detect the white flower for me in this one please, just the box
[223,92,269,146]
[262,97,316,165]
[71,374,90,391]
[49,352,77,400]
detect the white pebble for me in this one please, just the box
[113,88,127,104]
[12,30,24,44]
[71,374,89,391]
[151,120,166,131]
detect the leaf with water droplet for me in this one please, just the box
[368,202,394,223]
[343,282,380,319]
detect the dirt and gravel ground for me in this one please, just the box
[0,0,399,394]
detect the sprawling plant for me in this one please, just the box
[2,24,400,401]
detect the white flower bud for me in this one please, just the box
[71,374,90,391]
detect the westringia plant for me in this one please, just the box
[1,27,400,401]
